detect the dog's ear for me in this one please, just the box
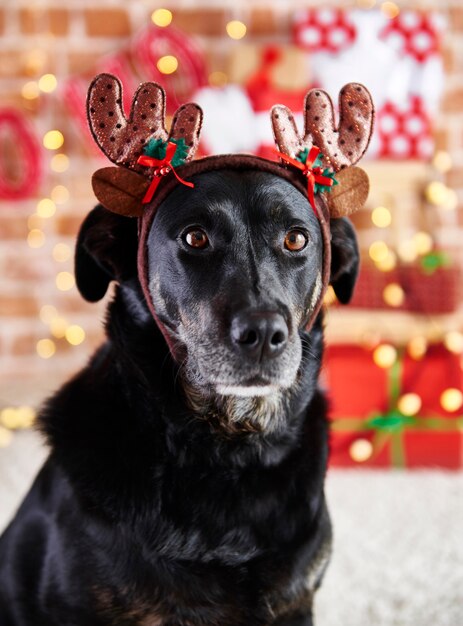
[329,217,360,304]
[75,205,138,302]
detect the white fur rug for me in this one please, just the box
[1,431,462,626]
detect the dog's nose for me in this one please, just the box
[230,311,288,360]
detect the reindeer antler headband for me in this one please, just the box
[87,73,203,217]
[87,73,374,338]
[272,83,373,218]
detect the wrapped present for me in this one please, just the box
[349,254,462,314]
[325,344,463,469]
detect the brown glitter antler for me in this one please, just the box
[271,83,374,218]
[88,73,203,170]
[272,83,374,171]
[87,74,203,216]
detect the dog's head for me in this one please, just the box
[76,74,373,428]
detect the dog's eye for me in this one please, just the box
[184,229,209,249]
[284,230,308,252]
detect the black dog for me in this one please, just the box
[0,169,358,625]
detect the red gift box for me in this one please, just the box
[324,344,463,469]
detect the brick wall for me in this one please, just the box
[1,0,462,408]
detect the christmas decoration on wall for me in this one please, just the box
[133,25,207,112]
[380,9,442,64]
[201,8,444,161]
[64,24,207,155]
[196,44,313,159]
[246,45,311,159]
[0,406,36,448]
[377,96,433,159]
[293,8,357,54]
[0,109,42,200]
[291,7,444,160]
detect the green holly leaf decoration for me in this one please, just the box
[296,148,324,168]
[295,149,338,194]
[366,411,416,432]
[143,137,189,167]
[420,251,451,275]
[314,168,339,194]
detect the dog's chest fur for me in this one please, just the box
[50,381,330,626]
[92,526,332,626]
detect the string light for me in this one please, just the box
[38,73,57,93]
[412,231,433,255]
[407,336,427,360]
[349,438,373,462]
[50,316,68,339]
[27,229,45,248]
[441,188,458,211]
[1,408,22,429]
[398,393,422,416]
[17,406,35,428]
[373,344,397,368]
[52,243,72,263]
[56,272,75,291]
[426,181,449,206]
[21,81,40,100]
[375,250,397,272]
[0,406,35,429]
[65,325,86,346]
[43,130,64,150]
[36,338,56,359]
[381,2,400,19]
[433,151,452,173]
[226,20,247,40]
[440,388,463,412]
[51,185,69,204]
[151,8,173,27]
[397,240,418,263]
[383,283,405,307]
[40,304,58,324]
[371,206,392,228]
[19,406,35,428]
[51,154,69,173]
[444,331,463,354]
[157,55,178,74]
[18,49,89,377]
[36,198,56,218]
[369,241,389,263]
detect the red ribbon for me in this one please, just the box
[137,141,194,204]
[274,146,334,215]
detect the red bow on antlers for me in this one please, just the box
[275,145,334,216]
[137,142,194,204]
